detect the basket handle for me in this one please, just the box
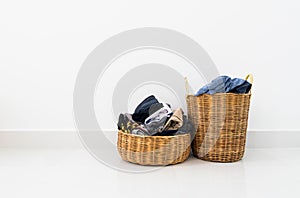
[184,77,189,96]
[245,74,254,93]
[245,74,253,84]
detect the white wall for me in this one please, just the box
[0,0,299,131]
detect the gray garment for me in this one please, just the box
[131,123,149,136]
[145,116,168,135]
[174,115,195,136]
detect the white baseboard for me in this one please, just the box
[246,130,300,148]
[0,129,299,149]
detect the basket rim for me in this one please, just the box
[186,93,251,97]
[118,130,190,138]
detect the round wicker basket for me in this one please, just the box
[117,130,191,165]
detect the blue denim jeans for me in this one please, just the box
[195,76,252,96]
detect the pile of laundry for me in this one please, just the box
[117,95,194,136]
[195,75,252,96]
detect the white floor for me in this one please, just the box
[0,148,299,198]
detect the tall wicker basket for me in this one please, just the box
[117,130,191,166]
[186,74,253,163]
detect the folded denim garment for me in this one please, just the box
[132,95,159,123]
[195,76,252,96]
[229,78,252,93]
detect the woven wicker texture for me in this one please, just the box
[117,130,191,165]
[186,93,251,162]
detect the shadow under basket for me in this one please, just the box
[117,130,191,166]
[186,93,251,163]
